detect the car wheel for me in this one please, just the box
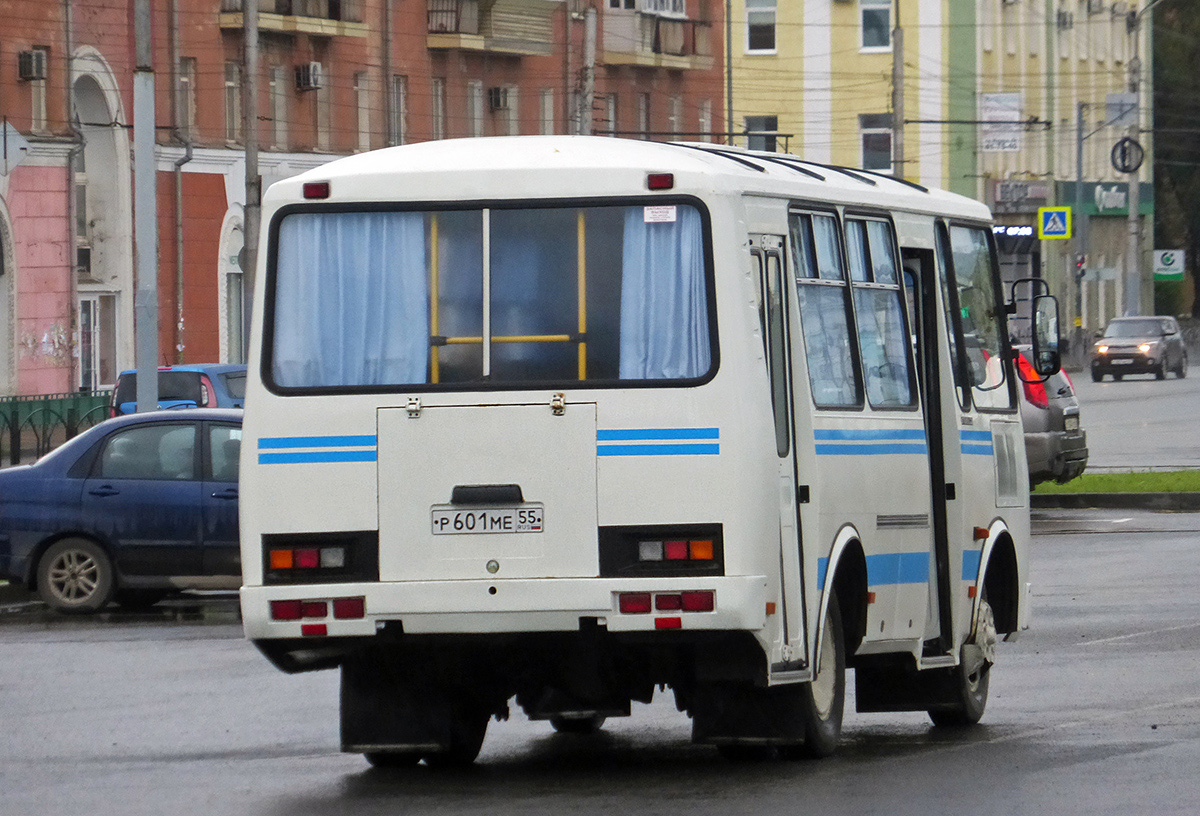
[1155,363,1166,380]
[37,538,115,614]
[1091,369,1103,383]
[1178,353,1188,379]
[1113,373,1123,381]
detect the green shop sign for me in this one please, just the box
[1056,182,1153,217]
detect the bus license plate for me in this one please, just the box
[431,505,544,535]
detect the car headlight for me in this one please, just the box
[1138,343,1153,353]
[1096,345,1109,354]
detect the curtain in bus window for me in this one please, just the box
[844,220,869,282]
[866,220,898,283]
[619,205,710,379]
[273,212,429,387]
[949,226,1011,409]
[853,288,913,407]
[798,285,860,407]
[813,216,843,280]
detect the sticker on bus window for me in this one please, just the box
[644,205,677,224]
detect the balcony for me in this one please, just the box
[603,13,713,71]
[219,0,368,38]
[426,0,558,56]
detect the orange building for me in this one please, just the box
[0,0,724,395]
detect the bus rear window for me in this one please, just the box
[269,202,713,390]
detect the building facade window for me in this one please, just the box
[859,113,893,172]
[432,78,446,140]
[698,99,712,142]
[354,71,371,151]
[270,65,288,149]
[30,47,50,132]
[860,0,891,50]
[638,92,651,138]
[746,0,776,52]
[670,96,682,136]
[605,94,618,136]
[745,115,778,151]
[316,68,332,150]
[504,86,520,136]
[390,75,408,145]
[540,88,555,134]
[78,294,118,391]
[467,80,484,137]
[225,61,242,142]
[177,57,196,140]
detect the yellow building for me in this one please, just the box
[728,0,1155,336]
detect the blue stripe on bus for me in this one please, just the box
[814,443,928,456]
[597,443,720,457]
[867,552,931,585]
[814,429,927,441]
[597,428,719,441]
[959,430,992,442]
[960,443,995,456]
[259,450,378,464]
[962,548,983,581]
[817,552,930,589]
[258,435,377,449]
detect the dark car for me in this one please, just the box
[0,408,242,613]
[109,364,247,416]
[1016,349,1087,486]
[1090,316,1188,381]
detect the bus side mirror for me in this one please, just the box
[1031,294,1061,377]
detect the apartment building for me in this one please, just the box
[0,0,723,397]
[728,0,1155,336]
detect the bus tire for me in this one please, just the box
[928,596,994,727]
[780,589,845,759]
[422,705,489,768]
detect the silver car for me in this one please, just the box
[1016,348,1088,486]
[1090,316,1188,381]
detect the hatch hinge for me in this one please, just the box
[406,397,422,418]
[550,392,566,416]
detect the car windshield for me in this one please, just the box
[1105,319,1167,338]
[221,372,246,399]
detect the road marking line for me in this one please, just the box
[1077,622,1200,647]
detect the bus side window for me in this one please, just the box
[789,211,863,409]
[845,217,915,409]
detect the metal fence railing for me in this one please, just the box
[0,391,112,467]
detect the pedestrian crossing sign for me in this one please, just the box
[1037,207,1072,240]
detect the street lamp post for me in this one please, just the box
[1123,0,1164,316]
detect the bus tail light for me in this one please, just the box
[270,600,302,620]
[619,591,714,615]
[333,597,366,619]
[681,590,714,612]
[619,593,652,614]
[271,596,366,621]
[263,531,379,586]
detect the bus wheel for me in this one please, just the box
[779,589,845,760]
[422,705,489,768]
[929,597,995,727]
[364,751,422,769]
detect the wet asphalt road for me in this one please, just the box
[2,508,1199,816]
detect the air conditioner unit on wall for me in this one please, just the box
[487,87,509,112]
[18,50,48,81]
[295,61,323,92]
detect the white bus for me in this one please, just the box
[239,136,1060,766]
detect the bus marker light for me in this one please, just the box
[639,541,664,561]
[619,593,652,614]
[973,527,989,541]
[655,617,682,629]
[647,173,674,190]
[867,592,877,604]
[766,602,777,616]
[664,540,688,560]
[689,540,714,560]
[655,593,683,611]
[681,591,714,612]
[269,549,294,569]
[968,586,977,598]
[270,600,302,621]
[296,549,320,568]
[303,181,330,199]
[301,623,328,636]
[333,597,366,619]
[300,600,327,618]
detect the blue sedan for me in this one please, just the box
[0,408,242,613]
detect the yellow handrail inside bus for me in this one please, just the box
[429,214,440,384]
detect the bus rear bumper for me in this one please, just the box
[241,575,769,643]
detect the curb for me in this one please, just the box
[1031,492,1200,511]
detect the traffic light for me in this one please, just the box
[1074,253,1087,279]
